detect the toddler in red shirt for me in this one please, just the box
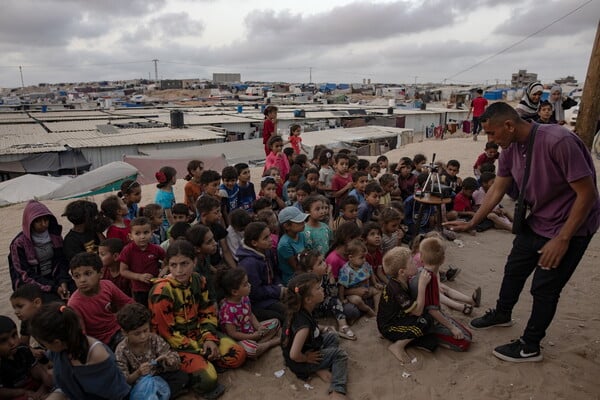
[119,217,166,305]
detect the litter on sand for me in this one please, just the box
[303,383,314,390]
[274,369,285,378]
[454,239,464,248]
[402,372,411,378]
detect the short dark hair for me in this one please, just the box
[99,238,124,254]
[357,159,370,171]
[339,195,359,210]
[116,303,152,332]
[222,166,238,181]
[289,164,304,178]
[334,153,349,163]
[476,89,483,95]
[365,181,382,195]
[290,124,301,134]
[480,172,496,185]
[229,209,252,230]
[352,171,368,183]
[10,283,43,302]
[446,159,460,169]
[379,173,395,186]
[252,197,272,213]
[142,204,161,219]
[413,154,426,165]
[217,268,247,297]
[196,196,220,214]
[284,147,294,157]
[304,168,319,178]
[200,170,221,185]
[234,163,249,174]
[485,141,499,150]
[480,162,496,174]
[169,221,191,240]
[172,203,189,216]
[0,315,16,335]
[296,182,312,194]
[462,177,478,191]
[131,216,152,228]
[70,252,102,272]
[479,102,520,125]
[376,155,388,163]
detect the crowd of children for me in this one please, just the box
[3,129,509,399]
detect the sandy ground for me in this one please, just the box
[1,131,599,400]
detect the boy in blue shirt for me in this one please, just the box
[234,163,256,213]
[219,166,240,214]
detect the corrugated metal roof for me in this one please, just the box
[44,119,158,132]
[0,125,223,155]
[0,123,48,137]
[0,112,33,123]
[148,113,257,125]
[29,110,109,119]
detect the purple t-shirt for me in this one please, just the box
[497,123,600,238]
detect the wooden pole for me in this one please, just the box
[575,20,600,149]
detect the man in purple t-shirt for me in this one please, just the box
[446,102,600,363]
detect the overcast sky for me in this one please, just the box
[0,0,598,87]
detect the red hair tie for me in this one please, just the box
[155,171,167,183]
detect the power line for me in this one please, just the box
[445,0,594,81]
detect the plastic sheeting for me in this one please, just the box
[39,161,138,200]
[0,174,71,206]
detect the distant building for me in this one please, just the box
[555,76,577,85]
[160,80,183,90]
[511,69,538,87]
[213,73,241,84]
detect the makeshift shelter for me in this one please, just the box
[299,126,414,157]
[0,149,91,181]
[0,174,71,206]
[39,161,137,200]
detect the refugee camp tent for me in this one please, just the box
[299,126,413,157]
[131,139,264,168]
[39,161,137,200]
[0,174,71,206]
[0,149,91,180]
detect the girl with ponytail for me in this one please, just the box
[30,304,129,400]
[282,273,349,399]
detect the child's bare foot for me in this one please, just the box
[315,369,332,383]
[329,391,347,399]
[388,341,412,364]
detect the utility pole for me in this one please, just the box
[309,67,312,84]
[152,59,159,82]
[19,66,24,88]
[575,20,600,150]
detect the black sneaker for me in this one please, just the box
[470,308,513,330]
[493,339,543,363]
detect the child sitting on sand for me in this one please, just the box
[377,247,436,363]
[409,237,472,351]
[282,273,349,399]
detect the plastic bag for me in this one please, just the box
[130,375,171,400]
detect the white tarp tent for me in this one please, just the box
[39,161,138,200]
[300,126,413,156]
[0,174,71,206]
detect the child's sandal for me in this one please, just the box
[338,325,357,340]
[462,304,473,315]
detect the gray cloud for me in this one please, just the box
[0,0,595,87]
[494,0,600,37]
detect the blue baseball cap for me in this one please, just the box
[278,206,309,224]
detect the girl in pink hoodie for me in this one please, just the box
[9,200,72,302]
